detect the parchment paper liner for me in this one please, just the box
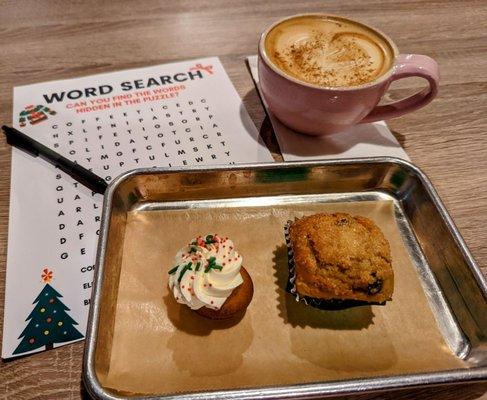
[97,201,464,396]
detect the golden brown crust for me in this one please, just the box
[196,267,254,319]
[289,213,394,303]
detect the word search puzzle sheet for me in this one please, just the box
[2,57,273,358]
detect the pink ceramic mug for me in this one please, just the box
[258,14,440,136]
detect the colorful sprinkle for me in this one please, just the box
[168,265,179,275]
[205,258,223,273]
[178,262,193,283]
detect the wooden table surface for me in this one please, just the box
[0,0,486,398]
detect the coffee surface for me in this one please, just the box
[265,16,395,87]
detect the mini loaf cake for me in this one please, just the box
[168,234,253,319]
[287,212,394,307]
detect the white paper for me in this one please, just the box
[2,57,273,358]
[247,55,409,161]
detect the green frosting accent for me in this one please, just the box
[168,265,179,275]
[204,257,223,273]
[195,262,201,271]
[189,246,197,253]
[205,235,214,244]
[178,262,193,283]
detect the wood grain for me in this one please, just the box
[0,0,486,399]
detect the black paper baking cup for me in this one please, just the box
[284,220,385,310]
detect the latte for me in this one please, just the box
[265,15,395,87]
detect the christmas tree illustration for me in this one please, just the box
[13,268,84,355]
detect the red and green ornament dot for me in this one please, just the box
[28,321,65,343]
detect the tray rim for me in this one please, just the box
[83,156,487,400]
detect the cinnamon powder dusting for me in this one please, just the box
[273,31,383,87]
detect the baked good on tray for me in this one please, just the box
[168,234,253,319]
[286,212,394,308]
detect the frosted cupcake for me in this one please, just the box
[168,234,253,319]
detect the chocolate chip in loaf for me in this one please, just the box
[367,277,383,295]
[336,217,349,226]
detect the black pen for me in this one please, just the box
[1,125,108,195]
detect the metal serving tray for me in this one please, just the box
[83,157,487,399]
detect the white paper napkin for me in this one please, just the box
[247,55,409,161]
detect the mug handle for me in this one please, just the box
[360,54,439,123]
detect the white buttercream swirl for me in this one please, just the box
[168,234,243,310]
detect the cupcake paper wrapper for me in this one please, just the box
[284,220,384,310]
